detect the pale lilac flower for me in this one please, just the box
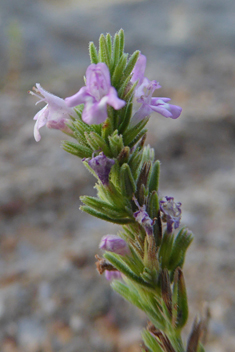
[84,152,115,185]
[131,80,182,126]
[160,196,182,233]
[105,270,122,281]
[29,83,76,142]
[131,54,151,97]
[99,235,130,256]
[133,197,154,236]
[65,63,126,125]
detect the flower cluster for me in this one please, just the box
[30,54,181,141]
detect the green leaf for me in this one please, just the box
[84,132,111,156]
[111,54,128,88]
[95,181,131,210]
[111,281,143,310]
[106,33,112,60]
[142,329,164,352]
[128,149,143,181]
[62,141,92,158]
[89,41,99,64]
[98,34,110,67]
[80,195,130,219]
[121,79,137,101]
[108,131,124,157]
[118,102,133,134]
[129,129,148,149]
[172,268,188,330]
[149,160,161,192]
[112,33,120,72]
[118,28,125,56]
[148,191,159,220]
[123,118,149,146]
[101,117,113,141]
[104,252,153,289]
[117,146,130,165]
[80,205,133,224]
[169,228,194,271]
[158,231,174,269]
[122,50,140,80]
[120,163,137,198]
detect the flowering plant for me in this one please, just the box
[30,30,207,352]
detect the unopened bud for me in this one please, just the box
[99,235,130,256]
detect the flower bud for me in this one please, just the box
[99,234,130,256]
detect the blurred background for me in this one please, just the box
[1,0,235,351]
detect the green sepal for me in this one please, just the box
[80,205,133,224]
[84,131,111,156]
[104,252,153,289]
[172,268,188,330]
[111,54,128,88]
[120,163,137,198]
[149,160,161,192]
[129,129,147,149]
[108,130,124,157]
[169,228,194,271]
[98,34,110,67]
[123,118,148,146]
[89,41,99,64]
[62,141,92,158]
[158,231,174,269]
[142,329,164,352]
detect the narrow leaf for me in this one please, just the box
[89,41,99,64]
[149,160,161,192]
[104,252,153,289]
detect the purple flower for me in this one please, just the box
[84,152,115,185]
[131,80,182,126]
[99,234,130,256]
[133,197,154,236]
[105,270,122,281]
[65,63,126,125]
[160,196,182,233]
[29,84,76,142]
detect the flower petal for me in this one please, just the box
[106,87,126,110]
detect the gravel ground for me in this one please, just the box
[0,0,235,351]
